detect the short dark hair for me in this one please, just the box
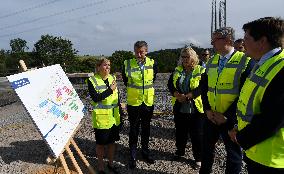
[234,38,244,44]
[213,27,235,42]
[134,41,148,49]
[243,17,284,48]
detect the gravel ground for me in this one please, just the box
[0,74,247,174]
[0,77,18,107]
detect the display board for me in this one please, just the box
[7,64,86,158]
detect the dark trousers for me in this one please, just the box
[174,112,204,162]
[244,155,284,174]
[128,103,154,158]
[199,118,242,174]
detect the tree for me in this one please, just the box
[9,38,35,71]
[33,34,78,68]
[0,49,20,76]
[0,49,7,76]
[67,56,98,73]
[148,48,181,73]
[10,38,29,53]
[109,50,133,72]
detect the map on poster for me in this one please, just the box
[7,64,86,158]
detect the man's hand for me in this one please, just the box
[205,110,216,124]
[228,127,239,144]
[177,94,187,103]
[174,91,187,103]
[185,92,193,99]
[212,111,227,125]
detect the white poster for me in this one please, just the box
[7,64,86,158]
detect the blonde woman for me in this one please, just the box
[87,58,121,174]
[167,47,205,169]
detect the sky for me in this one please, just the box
[0,0,283,56]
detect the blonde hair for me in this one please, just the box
[95,57,110,73]
[177,47,199,67]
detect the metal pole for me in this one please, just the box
[211,0,214,38]
[219,2,221,28]
[224,0,226,27]
[214,0,217,30]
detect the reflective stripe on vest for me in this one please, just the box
[126,59,154,89]
[212,54,248,95]
[207,51,249,112]
[171,65,205,113]
[90,76,108,91]
[89,74,120,129]
[238,58,283,123]
[95,103,118,109]
[124,57,155,106]
[128,84,153,89]
[237,49,284,168]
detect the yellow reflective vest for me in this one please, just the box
[237,50,284,168]
[124,57,155,106]
[206,51,250,113]
[89,74,120,129]
[172,65,205,113]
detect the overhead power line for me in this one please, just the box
[0,0,63,19]
[0,0,110,31]
[0,0,156,38]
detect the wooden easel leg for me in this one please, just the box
[60,154,71,174]
[71,138,96,174]
[65,144,83,174]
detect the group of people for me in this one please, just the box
[87,16,284,174]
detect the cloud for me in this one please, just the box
[0,0,283,55]
[95,24,105,32]
[168,37,202,48]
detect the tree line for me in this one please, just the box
[0,35,211,76]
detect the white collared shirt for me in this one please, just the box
[218,48,235,73]
[220,47,235,65]
[257,47,282,66]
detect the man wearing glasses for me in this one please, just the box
[199,49,211,68]
[199,27,253,174]
[234,38,246,52]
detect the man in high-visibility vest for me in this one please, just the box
[229,17,284,173]
[199,49,211,68]
[199,27,253,174]
[122,41,157,169]
[234,38,245,52]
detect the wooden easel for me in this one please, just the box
[46,127,96,174]
[57,138,96,174]
[19,60,96,174]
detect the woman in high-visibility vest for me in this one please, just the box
[87,58,122,174]
[167,47,205,170]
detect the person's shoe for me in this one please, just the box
[129,158,136,169]
[192,161,201,170]
[142,153,155,164]
[171,154,182,161]
[98,170,106,174]
[107,163,119,174]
